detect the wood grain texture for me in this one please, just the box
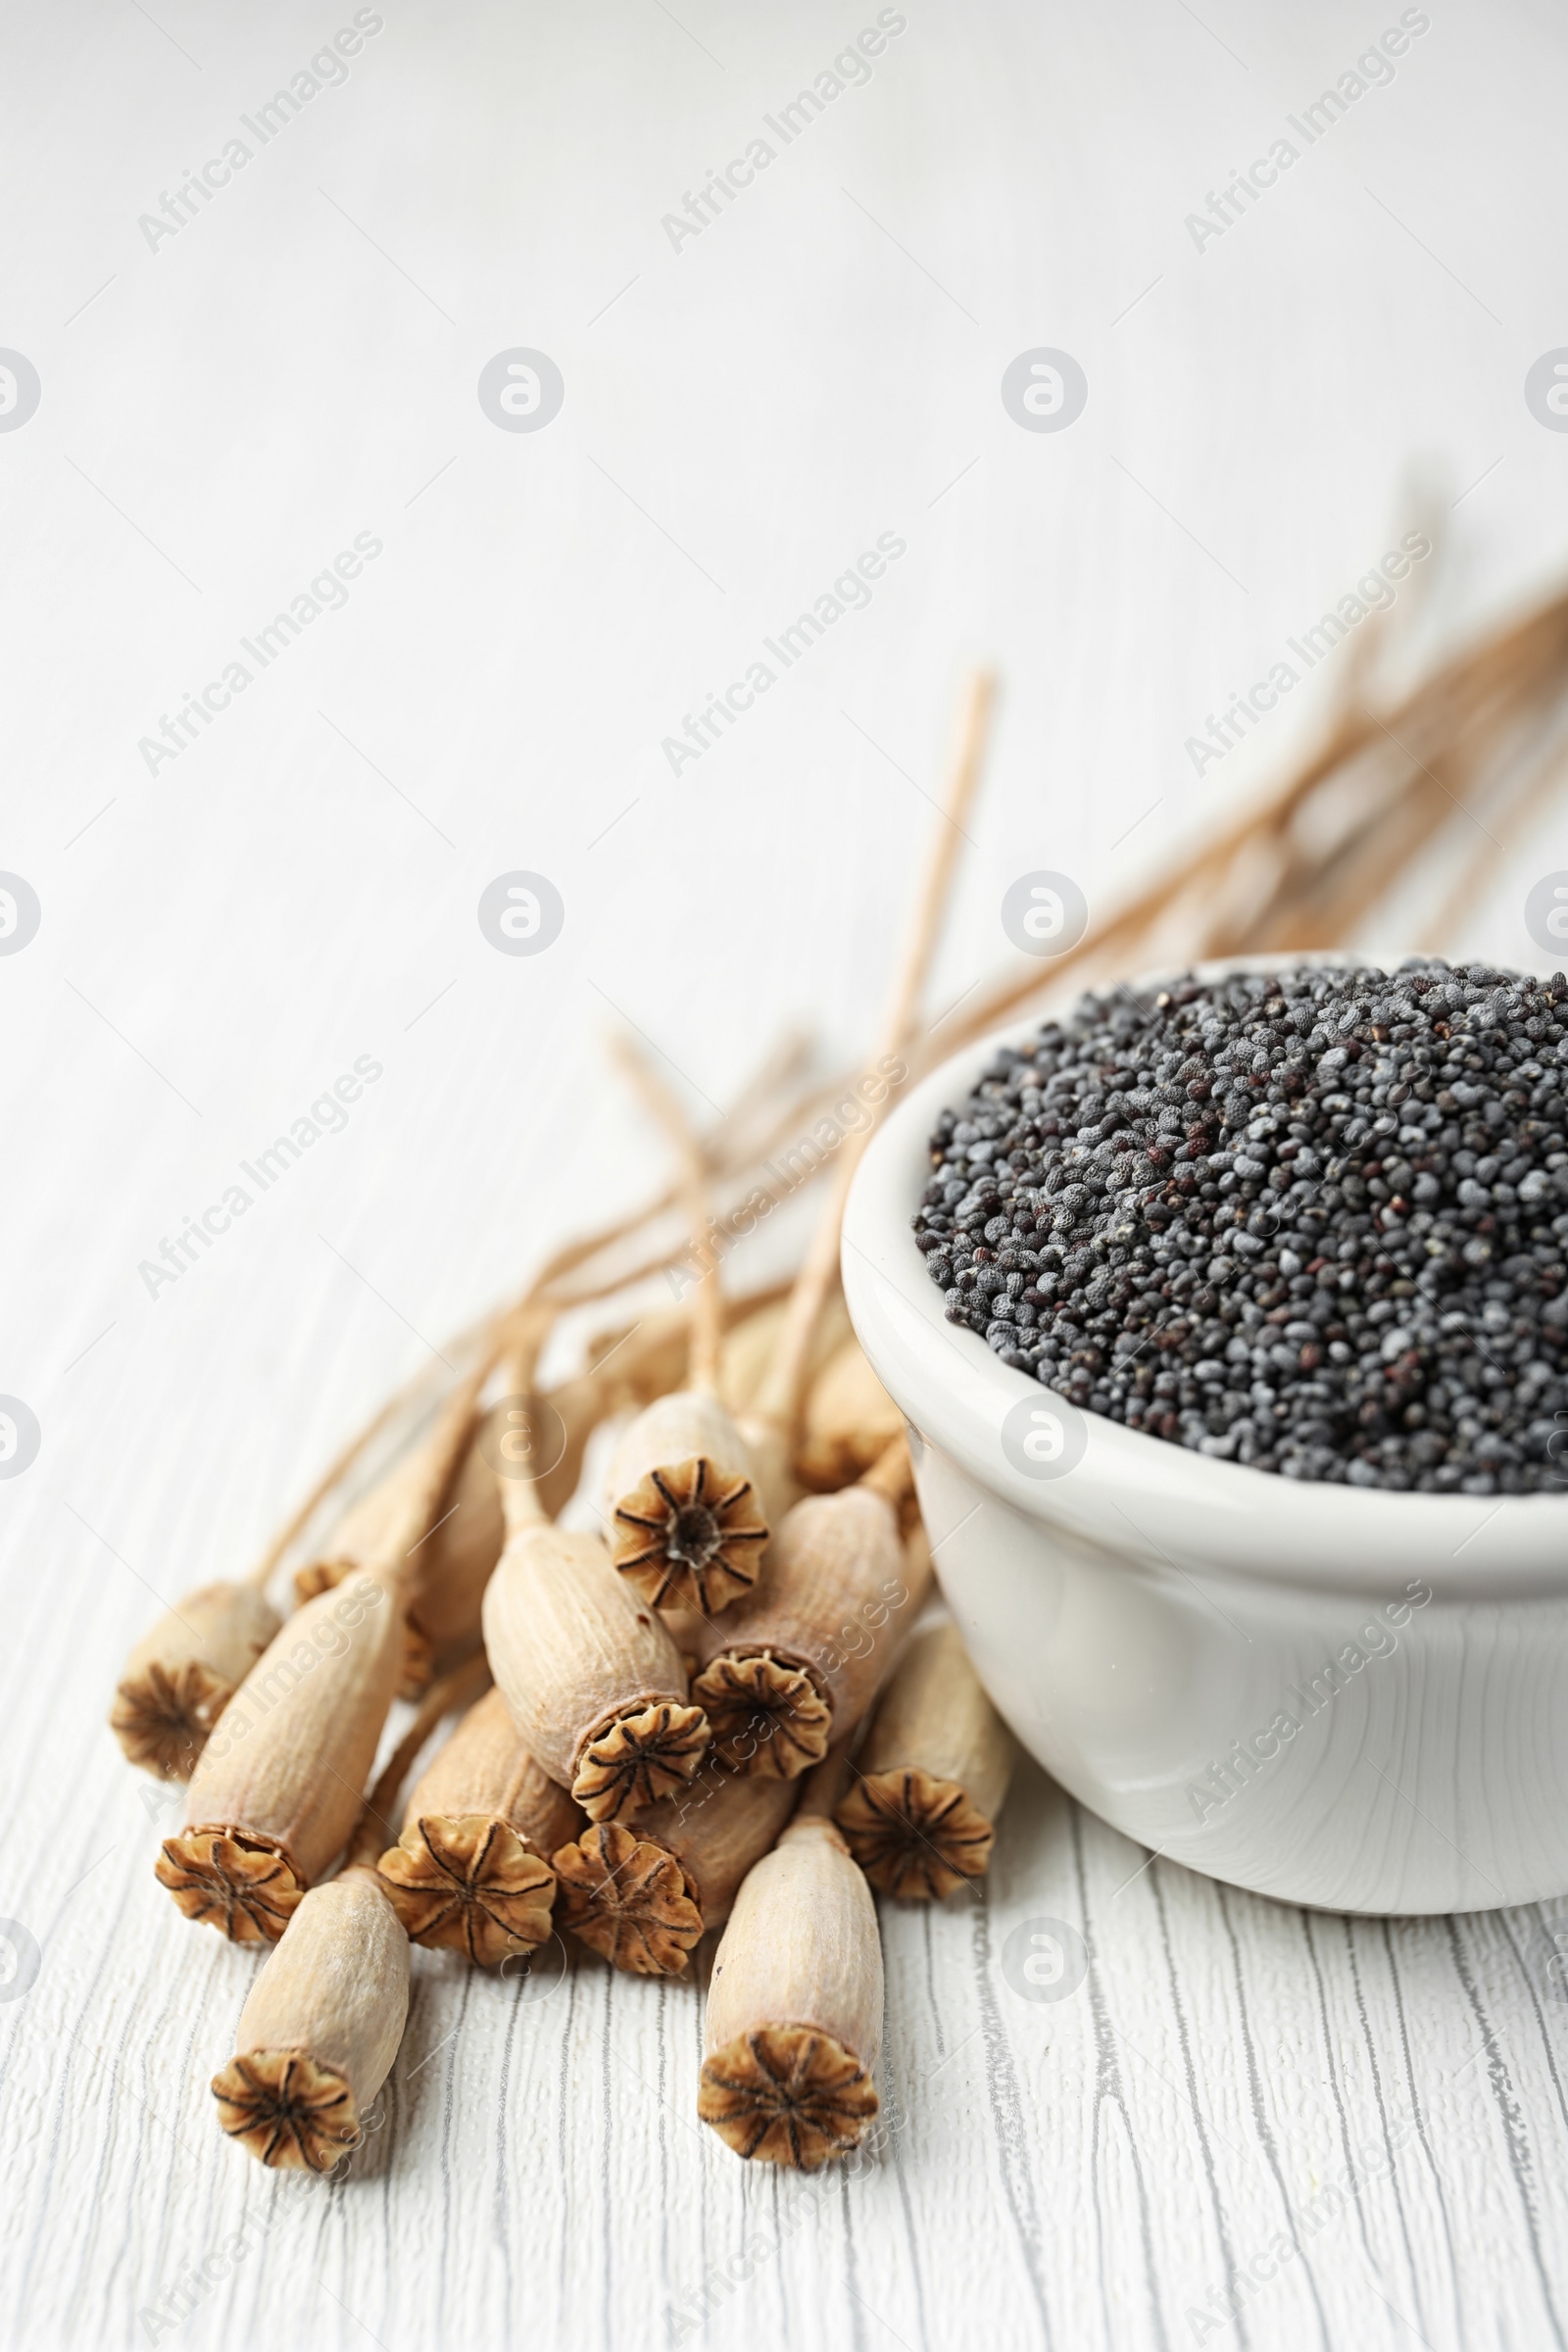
[6,0,1568,2343]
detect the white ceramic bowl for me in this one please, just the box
[842,961,1568,1914]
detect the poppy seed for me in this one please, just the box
[914,962,1568,1494]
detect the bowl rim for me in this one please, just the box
[841,950,1568,1598]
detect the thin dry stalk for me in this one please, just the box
[944,582,1568,1057]
[1419,705,1568,951]
[530,1043,841,1317]
[748,670,995,1450]
[607,1033,725,1393]
[602,1034,769,1616]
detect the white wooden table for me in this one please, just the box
[6,4,1568,2345]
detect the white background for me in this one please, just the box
[5,4,1568,2348]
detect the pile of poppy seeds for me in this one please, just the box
[913,961,1568,1493]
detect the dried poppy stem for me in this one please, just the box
[529,1035,837,1318]
[158,1353,498,1942]
[690,1439,929,1779]
[553,1766,800,1978]
[233,1330,486,1592]
[111,1583,281,1781]
[482,1324,710,1824]
[210,1661,477,2173]
[698,1745,883,2169]
[602,1035,769,1617]
[606,1032,727,1394]
[834,1622,1016,1898]
[375,1686,580,1965]
[742,671,995,1488]
[945,578,1568,1057]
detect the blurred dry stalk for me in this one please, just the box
[946,525,1568,1055]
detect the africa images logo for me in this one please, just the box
[0,873,42,955]
[0,350,41,432]
[0,1399,42,1481]
[477,872,565,955]
[476,351,564,433]
[1525,872,1568,957]
[1000,350,1088,434]
[1001,1390,1088,1479]
[1524,351,1568,431]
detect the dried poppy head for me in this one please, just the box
[156,1572,408,1942]
[686,1462,921,1783]
[110,1583,281,1781]
[211,2048,361,2174]
[834,1766,997,1900]
[376,1814,555,1967]
[835,1623,1014,1899]
[611,1455,767,1615]
[699,1802,883,2170]
[689,1651,831,1779]
[571,1699,710,1823]
[211,1870,411,2173]
[156,1829,304,1943]
[483,1520,710,1827]
[556,1769,800,1978]
[553,1822,703,1976]
[111,1662,220,1783]
[698,2025,879,2169]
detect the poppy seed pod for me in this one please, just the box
[698,1753,883,2169]
[111,1582,281,1780]
[376,1687,580,1964]
[605,1391,768,1616]
[156,1569,404,1942]
[690,1442,928,1778]
[553,1766,800,1977]
[834,1621,1015,1897]
[211,1866,409,2173]
[482,1347,711,1828]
